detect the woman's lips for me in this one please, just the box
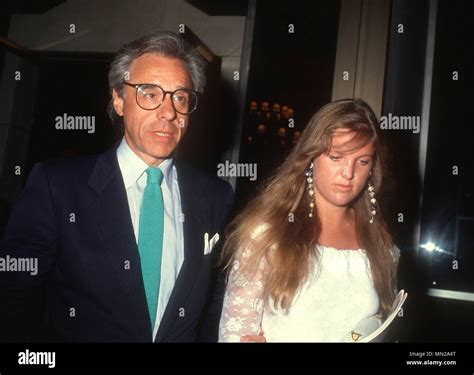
[334,184,353,192]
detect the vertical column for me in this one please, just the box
[332,0,391,118]
[223,0,256,190]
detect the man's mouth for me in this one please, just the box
[148,131,174,142]
[152,131,172,137]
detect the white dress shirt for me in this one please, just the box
[116,138,184,341]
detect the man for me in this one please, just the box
[0,31,233,342]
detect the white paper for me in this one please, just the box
[342,289,408,342]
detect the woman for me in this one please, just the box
[218,98,400,342]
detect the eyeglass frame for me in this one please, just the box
[122,82,198,115]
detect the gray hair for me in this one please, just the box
[107,31,206,122]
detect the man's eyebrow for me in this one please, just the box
[162,84,194,91]
[136,82,190,88]
[175,85,193,90]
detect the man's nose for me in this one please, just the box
[156,93,177,121]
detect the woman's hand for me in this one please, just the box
[240,330,266,343]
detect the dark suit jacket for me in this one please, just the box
[0,144,233,342]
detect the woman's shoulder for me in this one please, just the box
[250,223,270,240]
[390,245,401,261]
[236,223,273,265]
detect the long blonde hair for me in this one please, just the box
[222,98,397,318]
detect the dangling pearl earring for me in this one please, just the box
[368,182,377,224]
[306,162,315,218]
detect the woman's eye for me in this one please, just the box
[359,159,370,166]
[329,155,341,161]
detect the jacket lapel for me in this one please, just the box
[87,145,152,338]
[155,163,204,342]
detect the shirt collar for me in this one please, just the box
[116,137,174,190]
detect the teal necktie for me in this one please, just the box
[138,167,164,329]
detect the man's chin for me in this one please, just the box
[146,143,176,157]
[149,149,175,162]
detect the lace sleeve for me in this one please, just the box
[218,250,266,342]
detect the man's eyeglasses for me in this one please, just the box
[123,82,198,115]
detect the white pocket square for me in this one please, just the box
[204,232,220,255]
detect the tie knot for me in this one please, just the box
[145,167,163,185]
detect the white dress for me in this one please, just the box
[218,245,382,342]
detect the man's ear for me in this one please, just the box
[112,89,124,116]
